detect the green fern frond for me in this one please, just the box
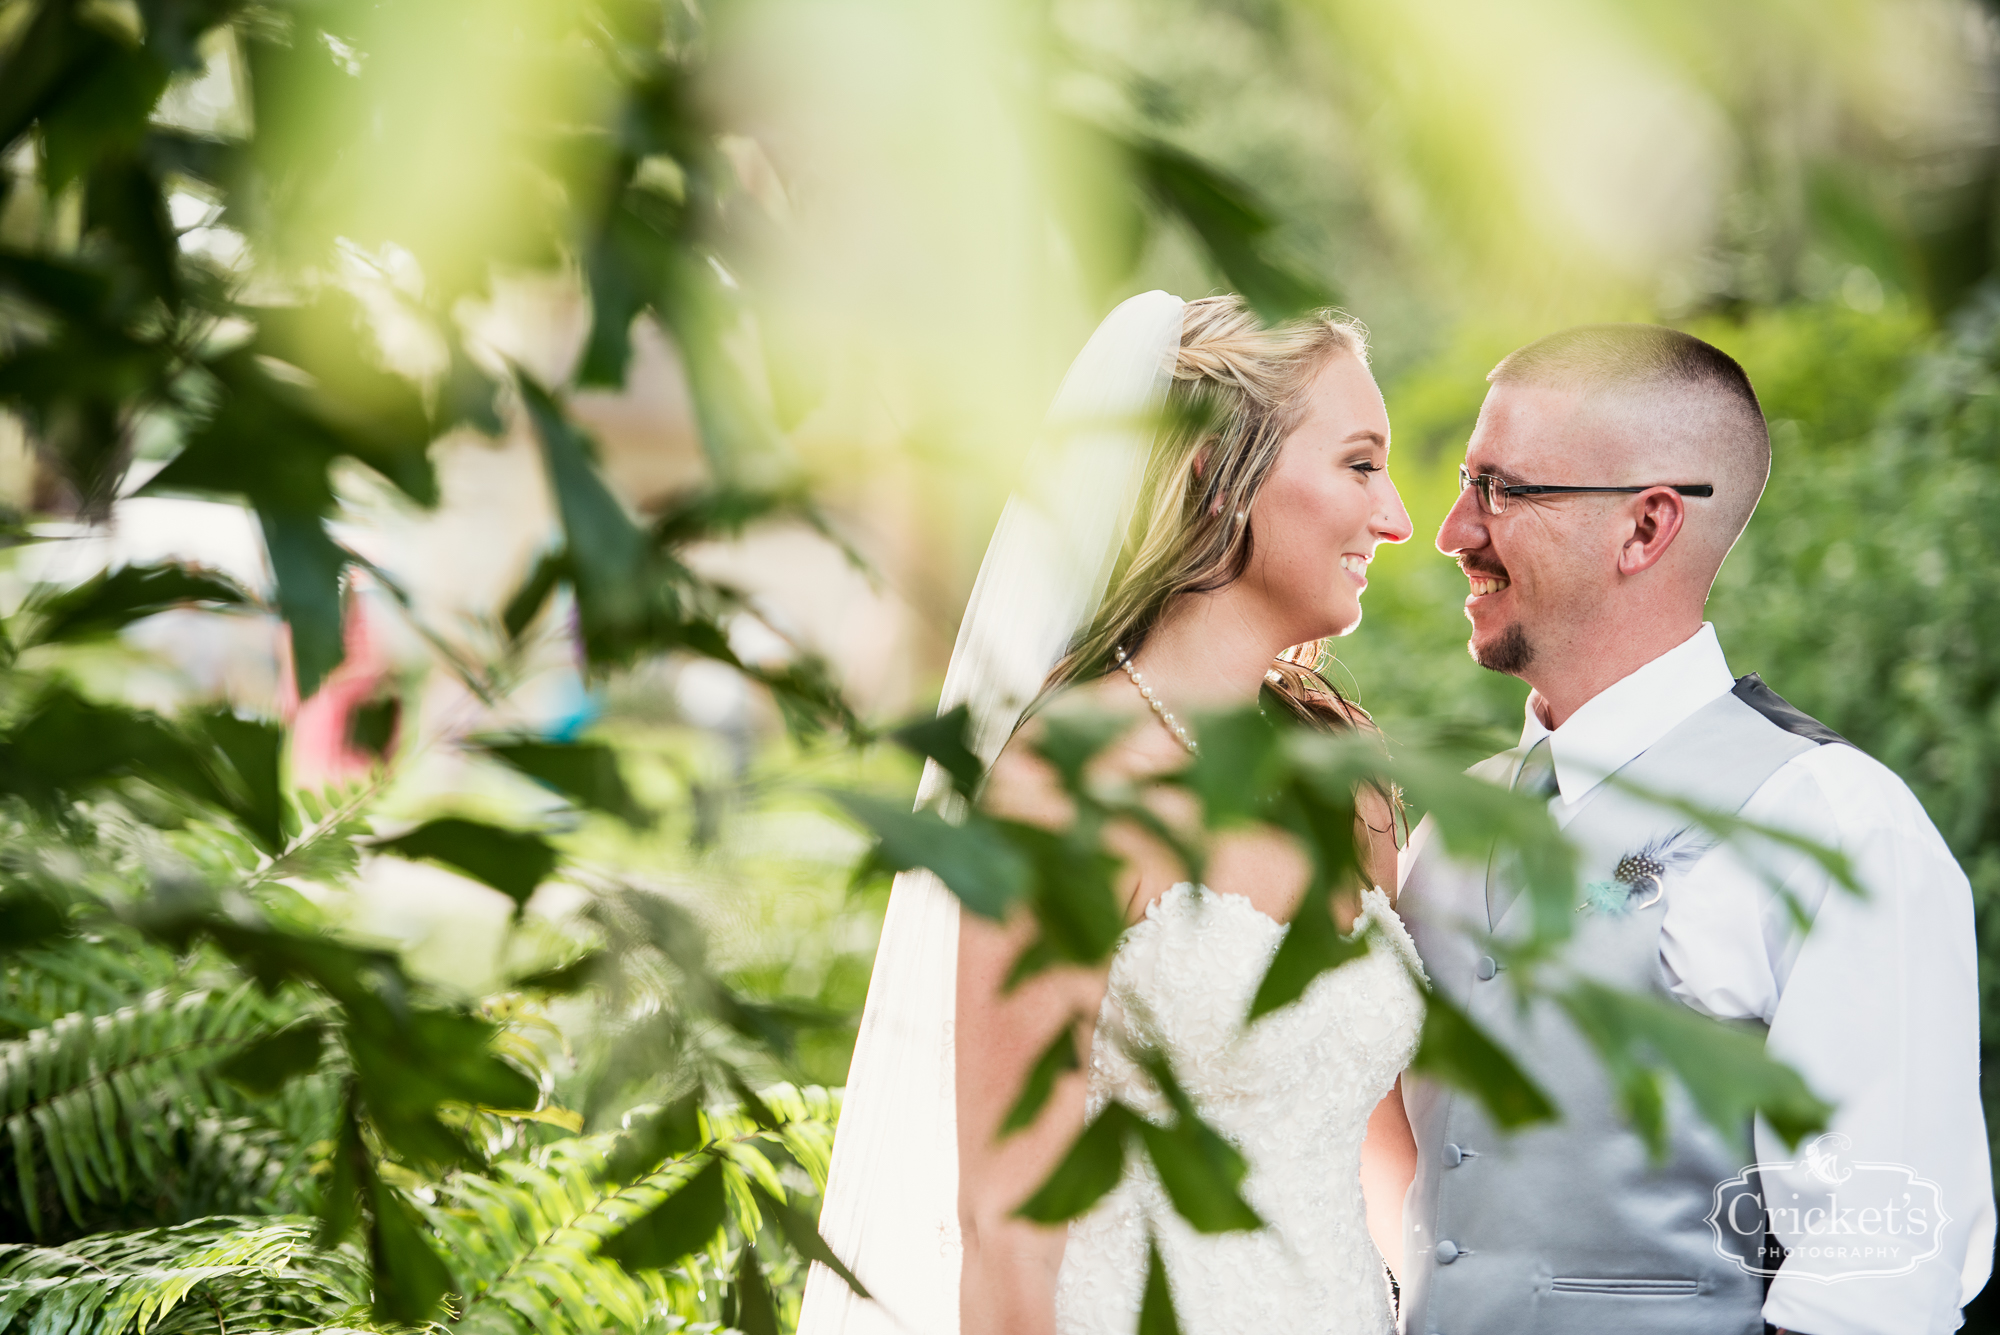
[173,1115,316,1219]
[0,986,294,1234]
[708,1083,840,1191]
[0,937,188,1036]
[430,1085,842,1335]
[433,1139,698,1335]
[0,1215,370,1335]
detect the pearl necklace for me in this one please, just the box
[1112,645,1198,754]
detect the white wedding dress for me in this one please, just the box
[1053,883,1426,1335]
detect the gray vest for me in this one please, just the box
[1398,676,1845,1335]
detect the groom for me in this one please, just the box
[1395,326,1994,1335]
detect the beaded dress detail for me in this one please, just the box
[1053,883,1425,1335]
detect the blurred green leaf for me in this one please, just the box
[1558,981,1831,1155]
[1409,990,1557,1131]
[1001,1021,1081,1137]
[600,1156,728,1272]
[1127,135,1334,323]
[196,708,286,851]
[1247,886,1370,1021]
[219,1020,326,1096]
[648,482,820,549]
[710,986,844,1059]
[84,155,179,311]
[258,509,349,701]
[373,817,558,911]
[249,296,439,505]
[517,371,650,643]
[655,249,789,479]
[725,1072,784,1133]
[316,1094,365,1250]
[26,563,253,645]
[511,949,607,995]
[890,705,984,800]
[1135,1117,1262,1232]
[138,0,251,73]
[1033,709,1133,791]
[0,686,230,817]
[727,1238,780,1335]
[1394,754,1577,945]
[439,335,504,435]
[345,1006,539,1169]
[1007,822,1127,969]
[1134,1053,1263,1233]
[189,920,537,1170]
[578,210,669,390]
[476,737,645,826]
[347,695,400,760]
[0,889,70,955]
[830,793,1030,920]
[1015,1103,1137,1224]
[749,1183,870,1298]
[1138,1235,1182,1335]
[4,14,156,184]
[502,548,568,641]
[0,250,117,317]
[1180,705,1284,826]
[604,1092,704,1184]
[746,653,860,741]
[366,1167,452,1323]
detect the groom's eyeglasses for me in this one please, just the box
[1459,465,1714,517]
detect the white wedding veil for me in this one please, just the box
[799,290,1186,1334]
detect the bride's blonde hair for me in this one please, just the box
[1046,294,1375,732]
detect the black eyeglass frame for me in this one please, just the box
[1458,465,1714,517]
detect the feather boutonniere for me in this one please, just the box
[1578,827,1716,917]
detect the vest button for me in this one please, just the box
[1436,1239,1464,1264]
[1475,955,1497,980]
[1442,1143,1463,1167]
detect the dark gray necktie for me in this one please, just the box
[1486,735,1557,928]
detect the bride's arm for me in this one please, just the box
[957,909,1103,1335]
[956,735,1111,1335]
[1355,783,1417,1278]
[1360,1077,1417,1277]
[956,710,1183,1334]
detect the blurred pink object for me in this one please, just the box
[287,590,398,788]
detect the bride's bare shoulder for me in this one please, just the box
[982,676,1173,825]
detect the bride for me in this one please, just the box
[802,292,1421,1335]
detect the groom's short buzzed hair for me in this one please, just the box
[1489,323,1761,414]
[1488,324,1770,571]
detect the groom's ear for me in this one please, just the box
[1616,487,1688,577]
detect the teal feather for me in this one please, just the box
[1582,880,1633,916]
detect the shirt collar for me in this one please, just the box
[1517,622,1736,807]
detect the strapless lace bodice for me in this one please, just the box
[1054,883,1425,1335]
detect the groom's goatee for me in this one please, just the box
[1472,623,1534,674]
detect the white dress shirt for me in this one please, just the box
[1514,623,1994,1335]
